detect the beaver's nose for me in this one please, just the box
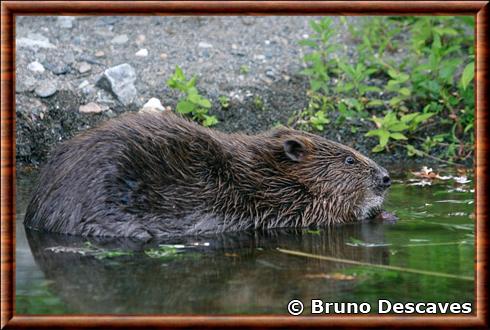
[381,175,391,187]
[375,168,391,189]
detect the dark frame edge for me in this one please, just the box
[3,1,489,15]
[1,1,15,329]
[475,1,489,328]
[5,315,490,328]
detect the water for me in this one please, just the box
[15,167,475,314]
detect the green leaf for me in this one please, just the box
[309,20,322,33]
[365,129,383,137]
[364,86,382,93]
[387,69,399,79]
[366,100,384,107]
[390,132,408,140]
[399,87,411,97]
[412,113,435,127]
[202,115,218,127]
[176,100,195,114]
[433,27,458,36]
[372,145,385,153]
[397,73,410,83]
[378,131,390,148]
[337,82,354,93]
[388,122,409,132]
[406,144,424,157]
[389,97,403,106]
[311,80,324,92]
[188,93,211,108]
[174,66,185,80]
[461,62,474,90]
[299,40,318,48]
[187,76,197,88]
[187,87,199,96]
[400,113,419,123]
[386,80,400,91]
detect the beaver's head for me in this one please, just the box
[269,128,391,225]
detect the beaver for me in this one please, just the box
[24,110,391,240]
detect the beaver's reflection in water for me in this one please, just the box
[25,222,390,314]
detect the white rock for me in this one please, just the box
[142,97,165,111]
[79,102,104,113]
[27,61,45,73]
[135,48,148,57]
[198,42,213,48]
[78,62,92,73]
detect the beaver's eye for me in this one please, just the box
[345,156,355,165]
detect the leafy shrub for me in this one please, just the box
[298,16,475,162]
[167,66,218,127]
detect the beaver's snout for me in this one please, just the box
[374,168,391,191]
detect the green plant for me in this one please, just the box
[218,95,230,109]
[298,16,475,162]
[299,17,337,95]
[240,65,250,74]
[309,110,330,131]
[167,66,218,127]
[253,95,265,111]
[365,111,434,152]
[335,61,380,98]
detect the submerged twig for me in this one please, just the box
[276,248,473,281]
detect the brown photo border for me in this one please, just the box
[1,1,488,329]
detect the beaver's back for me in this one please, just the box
[24,111,225,238]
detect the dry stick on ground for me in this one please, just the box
[276,248,473,281]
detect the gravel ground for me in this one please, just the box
[15,16,440,168]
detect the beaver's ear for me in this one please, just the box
[283,139,306,162]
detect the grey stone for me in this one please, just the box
[16,33,55,49]
[96,63,137,105]
[111,34,129,44]
[63,51,76,64]
[43,61,70,75]
[35,81,57,98]
[16,75,37,93]
[57,16,75,29]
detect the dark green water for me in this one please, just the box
[15,168,474,315]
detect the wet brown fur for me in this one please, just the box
[25,111,390,240]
